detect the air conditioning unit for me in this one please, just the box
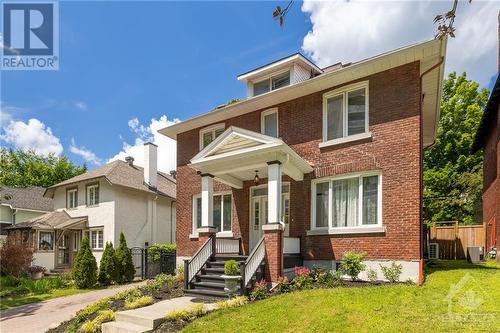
[429,243,439,260]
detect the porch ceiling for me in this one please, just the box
[189,127,313,188]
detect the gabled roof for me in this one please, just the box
[0,186,53,212]
[471,74,500,153]
[7,210,87,230]
[45,160,176,199]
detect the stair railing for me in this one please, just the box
[241,236,265,292]
[183,234,215,289]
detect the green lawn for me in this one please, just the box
[0,287,90,309]
[183,260,500,333]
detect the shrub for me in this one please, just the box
[66,298,112,333]
[144,274,177,296]
[0,233,34,277]
[0,275,20,288]
[316,270,343,288]
[249,280,268,301]
[98,242,119,286]
[165,304,206,322]
[367,269,378,283]
[216,296,248,309]
[115,232,135,283]
[72,237,98,288]
[148,244,176,261]
[113,286,143,301]
[310,265,328,282]
[224,260,239,276]
[124,295,154,309]
[19,276,65,294]
[380,262,403,283]
[80,310,115,333]
[293,266,313,290]
[274,276,292,293]
[339,251,366,281]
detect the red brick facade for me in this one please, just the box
[175,62,422,265]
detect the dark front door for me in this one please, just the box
[57,234,70,266]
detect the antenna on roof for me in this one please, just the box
[125,156,134,166]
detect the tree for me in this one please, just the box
[424,72,488,225]
[0,233,34,277]
[98,242,119,286]
[72,236,98,288]
[0,148,86,188]
[115,232,135,283]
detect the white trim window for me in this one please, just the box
[253,70,290,96]
[38,231,54,251]
[311,173,382,232]
[86,184,99,206]
[73,231,81,252]
[192,192,232,234]
[322,81,369,144]
[261,108,278,137]
[200,124,225,150]
[67,188,78,209]
[90,229,104,250]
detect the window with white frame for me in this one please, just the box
[323,82,368,142]
[86,184,99,206]
[67,188,78,209]
[38,231,54,251]
[192,193,232,234]
[90,229,103,250]
[253,71,290,96]
[261,109,278,137]
[200,124,225,150]
[312,173,381,229]
[73,231,81,251]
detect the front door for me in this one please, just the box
[57,234,70,266]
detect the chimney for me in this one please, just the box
[144,142,158,189]
[125,156,134,166]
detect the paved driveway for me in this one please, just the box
[0,281,145,333]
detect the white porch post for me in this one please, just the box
[200,174,214,229]
[267,161,282,224]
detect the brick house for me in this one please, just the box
[471,15,500,259]
[159,38,447,296]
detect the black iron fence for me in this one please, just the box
[130,247,176,279]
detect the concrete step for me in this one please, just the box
[198,274,224,282]
[101,321,151,333]
[191,281,226,290]
[115,311,163,330]
[183,288,230,299]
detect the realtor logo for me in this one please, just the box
[1,1,59,70]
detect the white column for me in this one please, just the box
[200,174,214,228]
[267,161,282,224]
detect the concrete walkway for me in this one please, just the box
[0,281,146,333]
[102,296,215,333]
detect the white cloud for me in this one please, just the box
[0,118,63,156]
[109,115,180,173]
[69,138,102,165]
[73,101,88,111]
[301,0,499,86]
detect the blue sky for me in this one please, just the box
[1,0,499,172]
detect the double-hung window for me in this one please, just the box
[38,231,54,251]
[192,193,232,234]
[86,184,99,206]
[199,124,225,150]
[67,188,78,209]
[323,82,369,144]
[253,71,290,96]
[312,173,381,232]
[261,109,278,137]
[90,229,103,250]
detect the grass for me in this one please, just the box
[183,260,500,333]
[0,287,92,309]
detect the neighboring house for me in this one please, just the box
[160,37,447,296]
[7,143,176,271]
[471,16,500,259]
[0,186,54,240]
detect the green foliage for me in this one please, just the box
[215,296,248,309]
[66,298,112,333]
[367,269,378,283]
[292,273,313,290]
[316,270,343,288]
[80,310,115,333]
[19,276,65,294]
[0,233,34,277]
[0,148,86,188]
[274,276,292,293]
[165,304,206,322]
[380,262,403,283]
[114,287,143,301]
[144,273,178,296]
[424,72,488,225]
[98,242,119,286]
[249,280,268,301]
[124,295,154,309]
[147,243,176,261]
[72,237,98,289]
[223,260,239,276]
[339,251,366,281]
[115,232,135,283]
[0,275,20,288]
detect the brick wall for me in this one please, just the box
[175,61,422,262]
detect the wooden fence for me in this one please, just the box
[429,221,485,260]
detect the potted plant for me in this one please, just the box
[221,259,241,295]
[27,265,46,279]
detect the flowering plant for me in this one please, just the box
[294,266,310,276]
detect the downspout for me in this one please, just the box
[418,53,444,286]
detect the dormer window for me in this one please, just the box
[253,71,290,96]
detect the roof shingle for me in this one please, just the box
[0,186,54,212]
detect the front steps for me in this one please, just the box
[184,254,265,299]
